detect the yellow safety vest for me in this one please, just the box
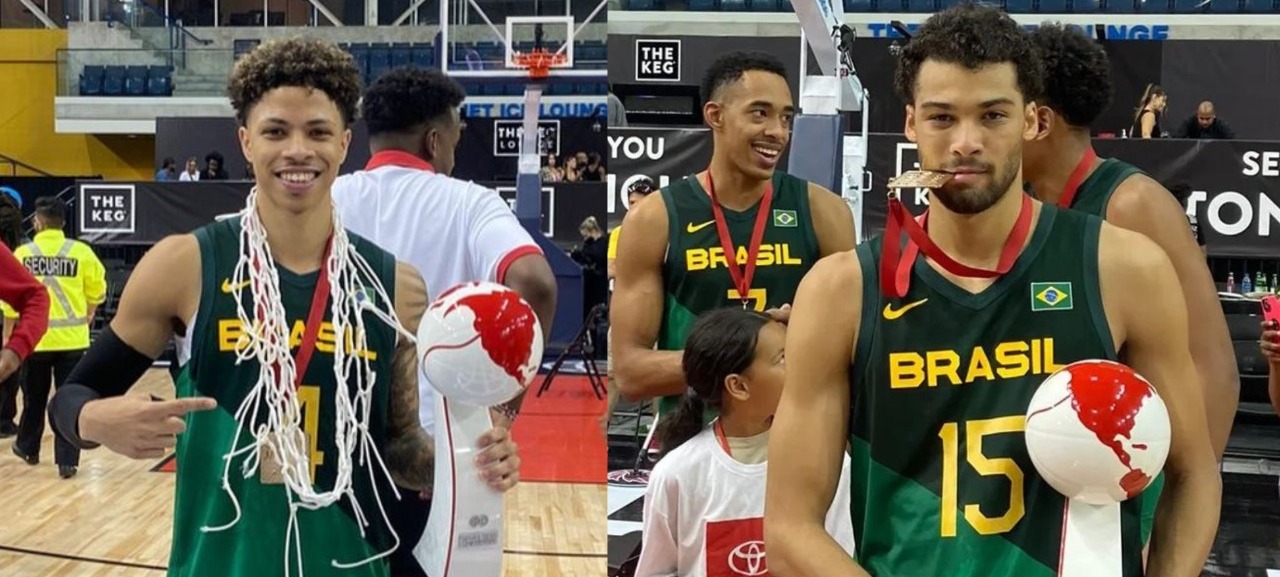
[1,230,106,351]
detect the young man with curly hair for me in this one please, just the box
[765,5,1220,577]
[332,66,555,577]
[47,37,514,577]
[1023,25,1236,560]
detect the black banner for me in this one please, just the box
[72,180,605,250]
[155,117,607,184]
[608,128,1279,258]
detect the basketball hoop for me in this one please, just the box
[512,48,567,80]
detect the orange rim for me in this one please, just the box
[513,48,566,79]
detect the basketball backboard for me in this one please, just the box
[438,0,607,81]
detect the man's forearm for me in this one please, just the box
[385,426,435,491]
[1145,465,1221,577]
[767,523,868,577]
[1195,357,1239,461]
[616,348,687,400]
[1269,363,1280,416]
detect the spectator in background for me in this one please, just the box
[571,216,609,323]
[0,190,47,438]
[1131,83,1168,138]
[563,155,582,182]
[1178,101,1235,140]
[608,91,628,127]
[582,152,606,182]
[4,196,106,479]
[541,154,565,182]
[179,157,201,182]
[202,151,228,180]
[1167,182,1207,256]
[156,157,177,181]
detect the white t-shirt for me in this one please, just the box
[635,427,857,577]
[331,151,543,429]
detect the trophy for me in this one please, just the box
[411,281,544,577]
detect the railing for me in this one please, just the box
[106,0,212,69]
[0,154,54,177]
[56,48,238,97]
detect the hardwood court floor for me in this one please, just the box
[0,369,605,576]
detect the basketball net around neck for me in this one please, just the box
[199,186,420,577]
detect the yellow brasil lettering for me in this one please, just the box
[888,338,1062,389]
[685,244,802,271]
[217,318,378,360]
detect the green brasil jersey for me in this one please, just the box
[1068,157,1143,218]
[849,205,1145,577]
[169,216,400,577]
[1067,156,1165,545]
[655,171,822,418]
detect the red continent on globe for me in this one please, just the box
[456,290,537,383]
[1066,361,1153,484]
[1119,469,1151,500]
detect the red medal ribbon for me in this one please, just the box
[706,171,773,309]
[713,419,731,454]
[1055,147,1098,209]
[880,190,1034,299]
[290,237,334,388]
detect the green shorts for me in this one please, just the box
[1138,472,1166,546]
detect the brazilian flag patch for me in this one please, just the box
[772,209,798,228]
[1030,282,1073,312]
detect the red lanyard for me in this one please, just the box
[880,191,1033,299]
[706,171,773,309]
[713,419,731,454]
[1055,147,1098,209]
[287,237,333,388]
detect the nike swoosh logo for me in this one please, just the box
[686,220,715,234]
[883,298,928,320]
[221,279,251,293]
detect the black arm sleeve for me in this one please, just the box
[48,326,158,449]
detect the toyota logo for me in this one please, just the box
[469,515,489,528]
[728,540,768,576]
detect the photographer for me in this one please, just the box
[572,216,610,326]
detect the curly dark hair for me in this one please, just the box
[227,37,362,127]
[362,67,467,137]
[700,51,788,104]
[893,3,1043,107]
[1030,23,1113,128]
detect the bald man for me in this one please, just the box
[1178,101,1235,139]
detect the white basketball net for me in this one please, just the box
[199,186,418,577]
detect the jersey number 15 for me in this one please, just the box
[938,416,1026,537]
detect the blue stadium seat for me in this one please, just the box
[124,66,147,96]
[937,0,969,8]
[627,0,658,8]
[1209,0,1239,10]
[720,0,747,9]
[102,66,126,96]
[1073,0,1102,12]
[1137,0,1170,12]
[1243,0,1272,11]
[688,0,717,8]
[749,0,779,10]
[391,44,413,69]
[1005,0,1036,11]
[79,65,104,96]
[1172,0,1207,11]
[409,44,434,69]
[348,43,370,80]
[876,0,904,11]
[905,0,935,11]
[146,65,172,96]
[580,42,606,63]
[367,46,391,82]
[844,0,874,9]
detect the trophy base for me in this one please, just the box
[1060,498,1122,577]
[412,395,505,577]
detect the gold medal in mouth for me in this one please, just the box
[888,170,955,190]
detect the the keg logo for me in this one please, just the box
[727,540,768,576]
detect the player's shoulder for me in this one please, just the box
[1097,220,1172,281]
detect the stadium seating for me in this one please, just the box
[78,39,607,98]
[620,0,1279,11]
[77,64,172,97]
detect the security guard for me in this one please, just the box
[3,196,105,479]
